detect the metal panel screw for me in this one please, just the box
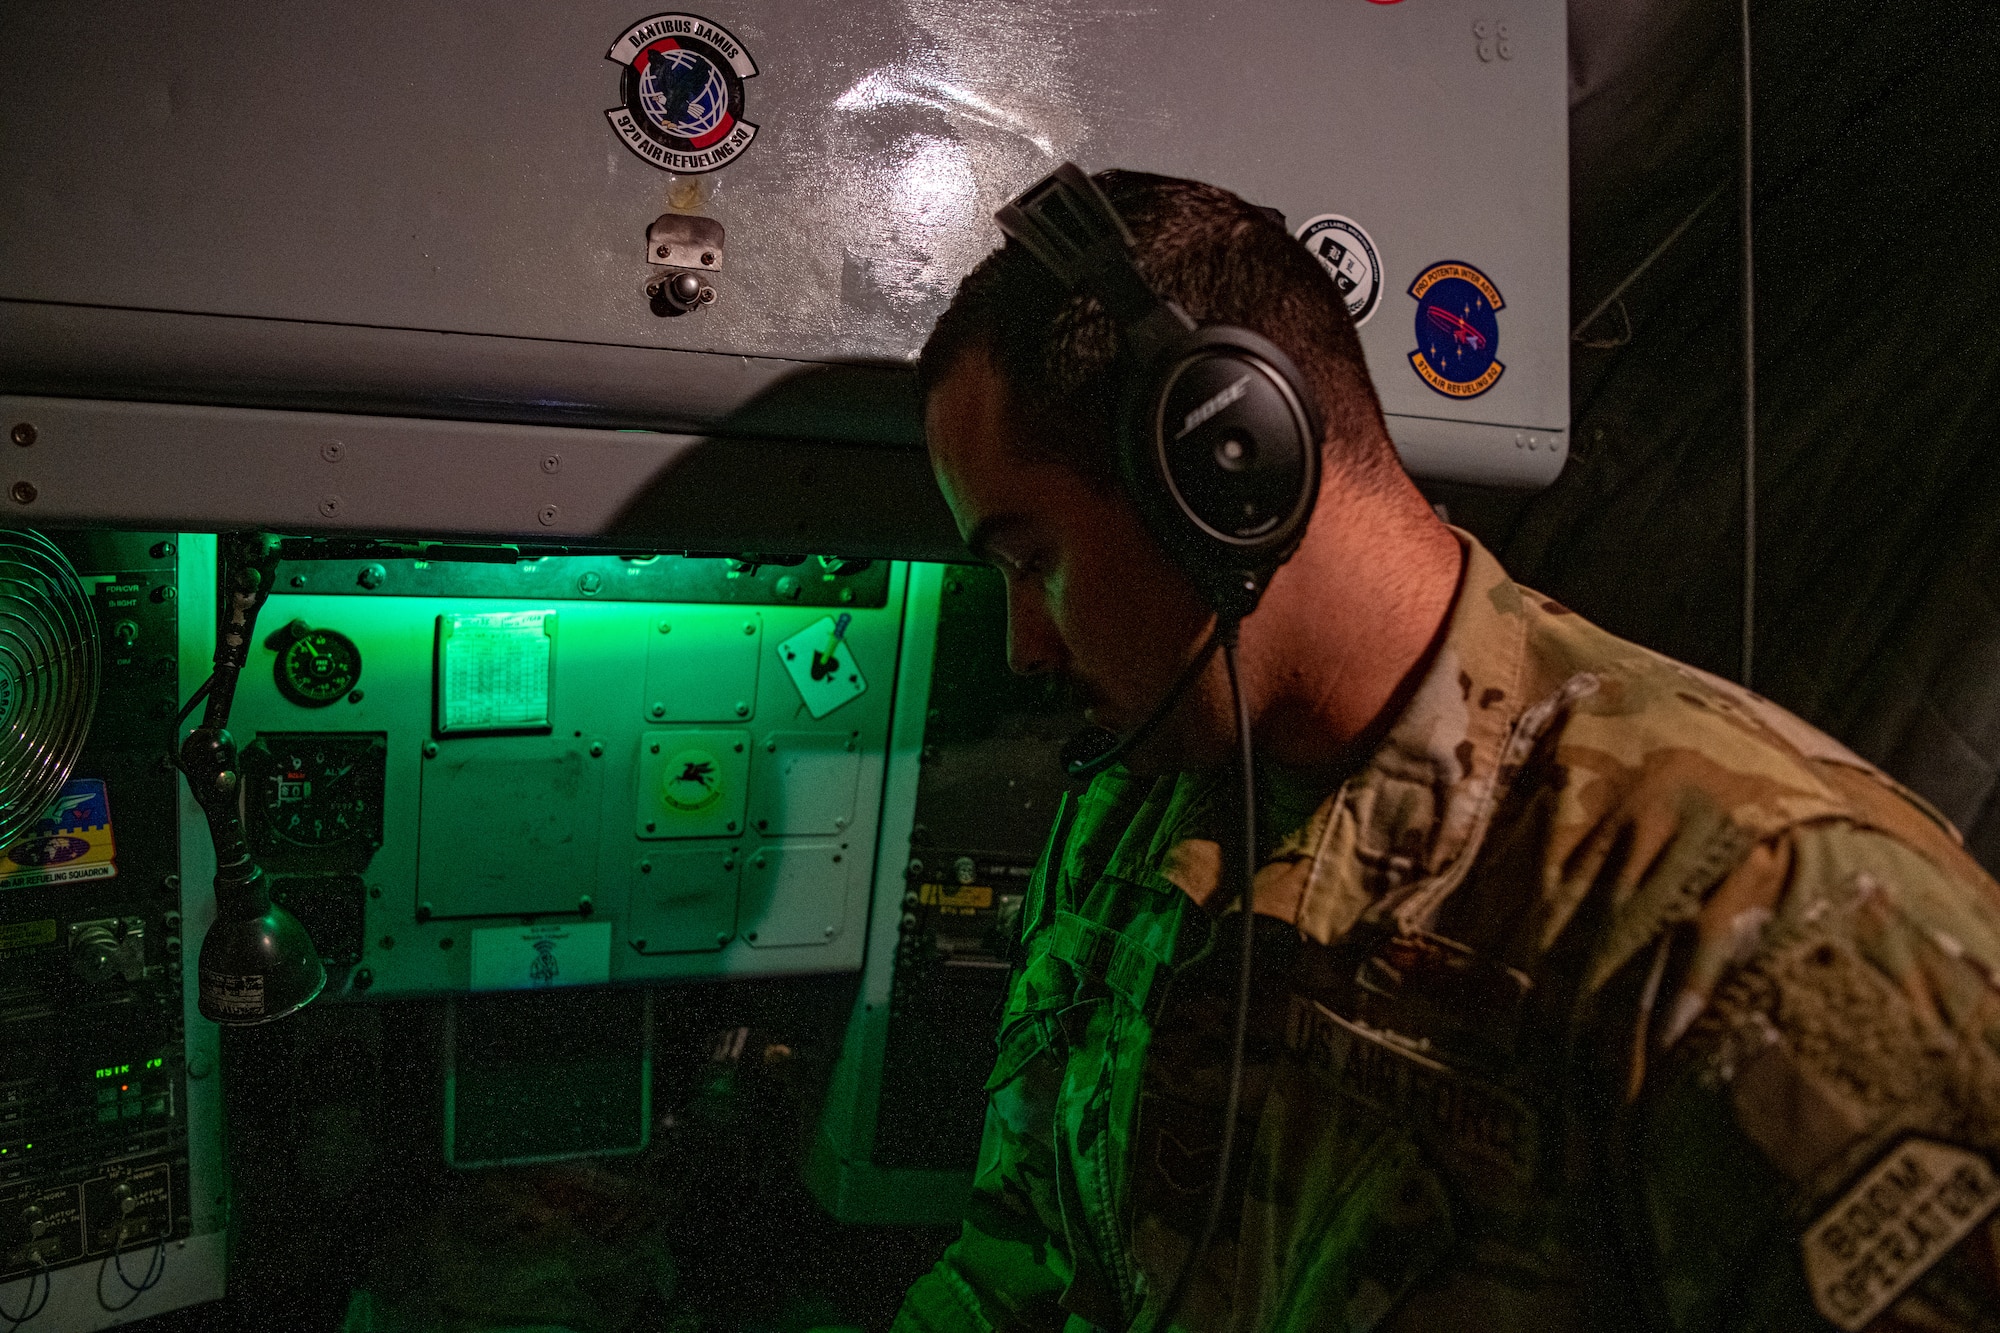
[320,442,344,462]
[700,251,715,266]
[588,741,604,757]
[541,454,562,474]
[423,740,439,757]
[716,931,731,945]
[538,504,560,526]
[357,563,386,590]
[658,620,672,634]
[742,622,755,635]
[824,926,835,938]
[734,701,749,717]
[319,496,342,518]
[656,245,669,259]
[578,571,602,594]
[9,482,35,505]
[639,861,652,874]
[10,423,34,447]
[650,704,666,720]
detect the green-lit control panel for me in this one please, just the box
[207,551,932,997]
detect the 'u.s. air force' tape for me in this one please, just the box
[1801,1136,2000,1330]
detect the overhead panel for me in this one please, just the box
[0,0,1568,540]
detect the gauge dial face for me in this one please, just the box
[276,628,361,707]
[254,736,385,850]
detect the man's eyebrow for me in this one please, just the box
[963,513,1030,563]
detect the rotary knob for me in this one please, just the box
[70,922,121,984]
[20,1205,45,1239]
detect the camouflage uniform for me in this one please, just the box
[894,533,2000,1333]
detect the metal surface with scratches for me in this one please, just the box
[0,0,1567,535]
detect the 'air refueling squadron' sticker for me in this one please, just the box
[1297,215,1383,327]
[605,13,759,174]
[1408,260,1506,398]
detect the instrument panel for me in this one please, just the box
[212,549,930,998]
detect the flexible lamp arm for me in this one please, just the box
[180,532,325,1025]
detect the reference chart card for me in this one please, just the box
[436,611,555,734]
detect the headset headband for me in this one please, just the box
[994,165,1194,353]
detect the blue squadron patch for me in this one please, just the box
[1409,261,1505,398]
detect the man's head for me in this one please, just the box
[921,169,1416,762]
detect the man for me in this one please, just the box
[893,170,2000,1333]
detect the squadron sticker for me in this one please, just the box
[1408,261,1506,398]
[1297,215,1384,327]
[604,13,759,174]
[660,748,725,813]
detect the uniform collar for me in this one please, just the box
[1289,529,1529,946]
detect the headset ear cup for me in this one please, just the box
[1120,326,1322,617]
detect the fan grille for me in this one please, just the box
[0,529,101,847]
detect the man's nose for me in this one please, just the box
[1005,592,1064,679]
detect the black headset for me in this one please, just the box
[994,163,1323,622]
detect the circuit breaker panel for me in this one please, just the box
[0,533,226,1327]
[205,546,929,997]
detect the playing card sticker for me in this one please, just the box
[778,614,866,719]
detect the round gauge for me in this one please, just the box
[275,627,361,708]
[257,738,382,849]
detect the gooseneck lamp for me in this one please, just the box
[182,533,326,1025]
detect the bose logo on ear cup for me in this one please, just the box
[1177,376,1252,439]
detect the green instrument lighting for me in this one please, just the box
[95,1063,131,1079]
[145,1056,164,1070]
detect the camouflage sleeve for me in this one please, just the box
[894,1067,1076,1333]
[1618,818,2000,1332]
[896,802,1080,1333]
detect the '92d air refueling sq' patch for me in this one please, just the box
[605,13,760,174]
[1800,1137,2000,1330]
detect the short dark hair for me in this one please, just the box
[918,169,1397,489]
